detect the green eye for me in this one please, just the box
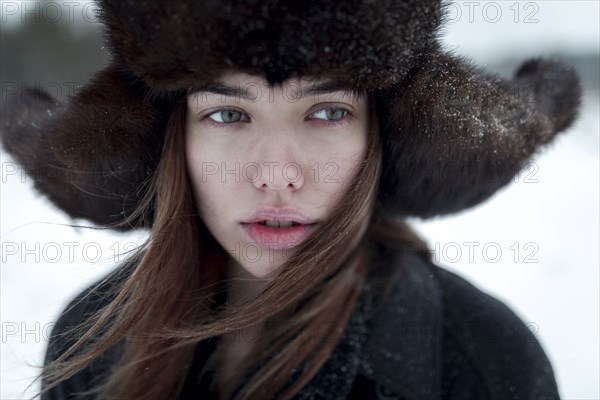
[312,108,348,121]
[209,110,244,123]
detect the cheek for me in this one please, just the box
[313,158,361,207]
[185,136,240,227]
[185,137,218,217]
[185,136,202,197]
[313,131,368,197]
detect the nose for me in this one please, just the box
[249,133,306,192]
[252,159,305,192]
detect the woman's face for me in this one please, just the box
[185,72,369,279]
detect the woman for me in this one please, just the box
[1,1,580,399]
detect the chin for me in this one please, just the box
[244,260,284,280]
[236,249,294,279]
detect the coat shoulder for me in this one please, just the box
[41,261,134,399]
[430,264,560,399]
[361,242,560,400]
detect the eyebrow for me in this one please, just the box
[189,80,363,101]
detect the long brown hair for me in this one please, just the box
[38,90,427,399]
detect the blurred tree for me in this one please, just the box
[1,0,110,105]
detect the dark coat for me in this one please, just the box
[41,244,559,400]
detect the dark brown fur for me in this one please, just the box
[2,66,165,229]
[98,0,443,91]
[0,0,581,229]
[376,51,581,217]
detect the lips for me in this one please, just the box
[242,207,318,249]
[258,220,300,228]
[242,222,317,250]
[244,207,316,225]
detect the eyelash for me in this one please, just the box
[202,106,354,130]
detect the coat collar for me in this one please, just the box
[295,247,444,399]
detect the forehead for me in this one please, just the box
[219,71,318,88]
[188,71,365,103]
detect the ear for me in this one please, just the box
[1,65,169,229]
[377,51,581,218]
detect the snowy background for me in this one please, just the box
[1,1,598,399]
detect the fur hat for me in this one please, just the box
[1,0,581,230]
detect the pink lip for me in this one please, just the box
[244,207,317,225]
[241,207,318,249]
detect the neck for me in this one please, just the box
[225,257,269,307]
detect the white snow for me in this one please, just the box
[441,0,599,60]
[1,1,598,399]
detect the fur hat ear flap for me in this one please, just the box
[376,52,581,218]
[1,65,168,229]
